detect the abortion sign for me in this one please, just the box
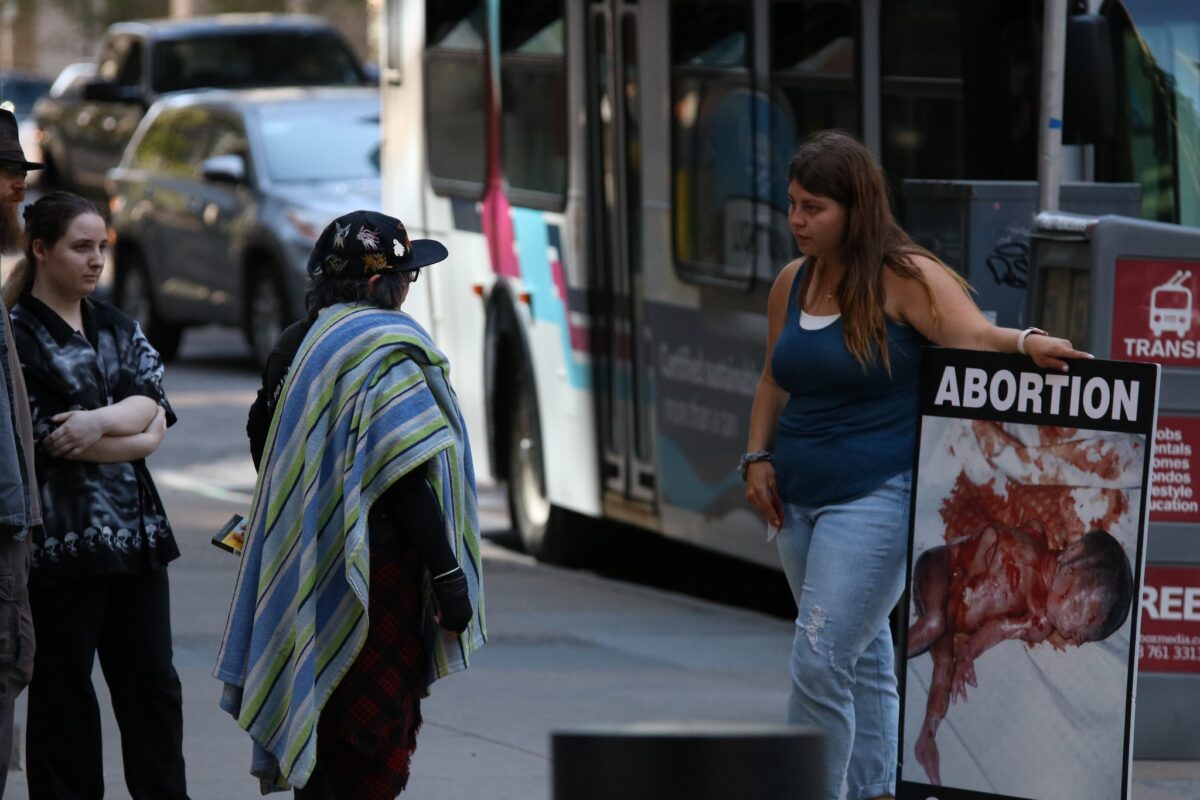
[897,349,1160,800]
[1111,258,1200,366]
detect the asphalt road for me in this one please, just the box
[3,325,1198,799]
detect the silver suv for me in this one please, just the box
[106,87,381,366]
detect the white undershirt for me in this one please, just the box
[799,310,841,330]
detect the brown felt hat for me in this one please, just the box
[0,109,43,171]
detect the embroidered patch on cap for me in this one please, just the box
[363,253,390,274]
[332,221,351,250]
[356,227,380,250]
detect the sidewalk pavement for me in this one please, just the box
[4,480,1199,798]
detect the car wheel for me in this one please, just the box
[115,252,182,360]
[507,366,582,562]
[246,268,287,371]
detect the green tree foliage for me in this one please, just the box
[50,0,170,39]
[48,0,359,38]
[206,0,357,12]
[206,0,289,11]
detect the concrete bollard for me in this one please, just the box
[551,722,825,800]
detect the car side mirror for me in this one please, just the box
[82,79,143,104]
[201,154,247,185]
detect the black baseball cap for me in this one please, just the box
[306,210,447,279]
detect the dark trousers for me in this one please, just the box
[0,558,34,799]
[293,534,426,800]
[26,568,189,800]
[0,662,29,798]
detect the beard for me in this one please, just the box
[0,202,22,256]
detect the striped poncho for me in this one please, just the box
[214,304,486,791]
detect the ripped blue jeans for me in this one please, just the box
[777,470,912,800]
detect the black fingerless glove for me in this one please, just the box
[431,567,472,634]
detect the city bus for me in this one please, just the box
[377,0,1200,566]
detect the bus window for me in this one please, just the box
[622,13,643,285]
[500,0,568,209]
[769,0,859,265]
[770,1,860,140]
[880,0,965,182]
[881,0,1041,191]
[670,0,756,284]
[424,0,487,198]
[1100,0,1200,229]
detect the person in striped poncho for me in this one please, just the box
[216,211,485,799]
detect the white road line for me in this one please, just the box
[156,470,254,505]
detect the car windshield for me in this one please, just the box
[259,104,380,182]
[153,32,363,93]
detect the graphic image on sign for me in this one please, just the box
[897,349,1160,800]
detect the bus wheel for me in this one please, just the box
[507,371,567,560]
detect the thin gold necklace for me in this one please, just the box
[809,279,835,312]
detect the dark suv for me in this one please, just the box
[34,13,370,201]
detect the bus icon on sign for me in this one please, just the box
[1150,270,1193,338]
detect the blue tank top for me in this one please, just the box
[770,265,927,507]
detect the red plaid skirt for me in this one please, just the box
[310,539,427,799]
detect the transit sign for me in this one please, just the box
[1111,258,1200,366]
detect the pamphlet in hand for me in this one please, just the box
[211,514,247,555]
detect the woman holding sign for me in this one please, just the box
[742,130,1089,800]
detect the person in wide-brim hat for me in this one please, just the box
[0,108,44,172]
[0,107,43,800]
[0,108,42,266]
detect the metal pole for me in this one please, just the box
[1037,0,1069,212]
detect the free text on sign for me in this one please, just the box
[1139,565,1200,674]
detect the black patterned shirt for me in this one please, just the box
[10,293,180,584]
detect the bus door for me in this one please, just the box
[586,2,658,521]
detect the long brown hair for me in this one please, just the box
[788,130,971,371]
[1,191,101,309]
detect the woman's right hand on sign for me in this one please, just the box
[1024,333,1093,372]
[745,461,784,528]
